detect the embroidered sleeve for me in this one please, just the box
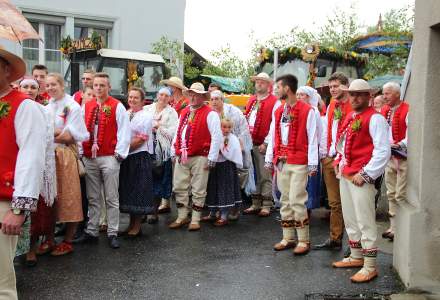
[11,197,38,211]
[359,168,375,184]
[308,165,318,173]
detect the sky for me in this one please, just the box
[184,0,414,60]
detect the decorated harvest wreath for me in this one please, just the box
[257,44,368,67]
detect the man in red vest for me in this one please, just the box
[169,82,222,231]
[265,74,318,255]
[32,64,50,104]
[0,48,46,299]
[314,72,352,251]
[73,69,95,106]
[160,76,189,117]
[381,81,409,241]
[78,72,130,249]
[243,72,281,217]
[332,79,390,283]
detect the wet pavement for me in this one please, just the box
[16,208,403,300]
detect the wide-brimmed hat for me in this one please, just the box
[183,82,210,99]
[0,46,26,82]
[342,79,376,93]
[250,72,273,83]
[159,76,187,91]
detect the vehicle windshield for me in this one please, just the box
[101,59,127,97]
[64,57,100,92]
[142,65,163,101]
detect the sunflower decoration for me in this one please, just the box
[127,61,144,89]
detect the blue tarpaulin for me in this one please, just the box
[368,75,403,88]
[201,74,245,93]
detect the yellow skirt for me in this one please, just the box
[54,145,83,222]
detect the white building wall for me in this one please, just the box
[3,0,186,74]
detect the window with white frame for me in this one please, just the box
[22,22,62,73]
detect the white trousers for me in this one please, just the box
[340,177,378,252]
[0,201,18,300]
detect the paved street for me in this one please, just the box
[16,208,402,300]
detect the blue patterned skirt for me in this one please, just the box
[119,151,155,215]
[206,161,242,208]
[153,159,173,200]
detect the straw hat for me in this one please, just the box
[250,72,273,83]
[159,76,187,91]
[0,46,26,82]
[342,79,376,93]
[183,82,210,99]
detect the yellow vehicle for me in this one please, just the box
[224,94,251,112]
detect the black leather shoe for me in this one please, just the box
[108,236,120,249]
[312,239,342,250]
[74,232,99,244]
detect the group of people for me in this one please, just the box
[0,44,409,299]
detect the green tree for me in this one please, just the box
[150,36,202,80]
[202,45,257,93]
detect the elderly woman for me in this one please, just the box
[41,73,89,256]
[143,87,178,219]
[210,90,255,216]
[296,86,324,212]
[119,87,155,236]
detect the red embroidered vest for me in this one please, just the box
[73,91,83,106]
[381,102,409,144]
[0,90,28,200]
[35,91,50,105]
[83,97,119,157]
[174,105,212,157]
[244,94,278,146]
[173,97,190,117]
[273,101,312,165]
[337,107,377,177]
[327,98,352,153]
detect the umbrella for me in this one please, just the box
[0,0,41,43]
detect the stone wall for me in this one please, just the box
[394,0,440,293]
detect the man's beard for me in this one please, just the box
[279,94,287,100]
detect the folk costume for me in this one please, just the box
[266,100,318,254]
[297,86,323,210]
[46,94,89,224]
[205,132,243,224]
[170,83,222,230]
[82,96,131,238]
[243,73,281,216]
[381,101,409,239]
[332,80,390,283]
[143,101,178,212]
[219,101,255,195]
[160,77,189,117]
[318,92,353,245]
[119,110,155,215]
[0,64,46,299]
[36,91,50,105]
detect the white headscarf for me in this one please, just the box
[210,90,224,100]
[297,86,319,108]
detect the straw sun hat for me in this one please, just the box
[0,46,26,82]
[159,76,187,91]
